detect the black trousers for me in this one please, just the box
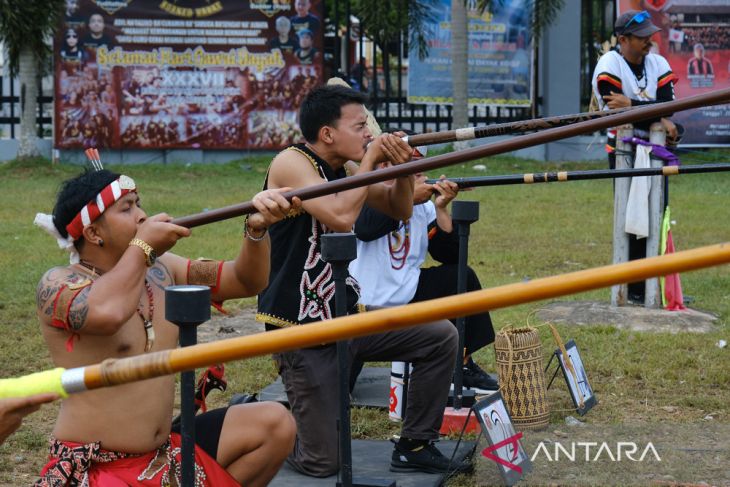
[413,264,496,355]
[275,320,457,477]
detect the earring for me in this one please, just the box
[98,239,104,247]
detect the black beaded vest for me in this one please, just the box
[256,144,361,329]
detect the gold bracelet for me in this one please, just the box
[129,238,157,266]
[243,216,267,242]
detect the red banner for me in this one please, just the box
[618,0,730,146]
[54,0,324,150]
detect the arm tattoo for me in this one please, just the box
[148,263,173,291]
[67,287,91,331]
[36,270,63,317]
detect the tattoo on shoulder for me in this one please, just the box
[36,268,67,315]
[68,287,90,331]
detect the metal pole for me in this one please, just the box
[321,234,357,487]
[165,285,211,487]
[450,201,479,410]
[321,234,395,487]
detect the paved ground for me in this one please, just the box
[195,300,719,345]
[196,307,262,344]
[536,300,718,334]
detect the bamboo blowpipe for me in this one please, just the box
[2,242,729,399]
[172,88,730,229]
[405,106,632,146]
[425,163,730,188]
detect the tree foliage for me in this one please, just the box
[335,0,565,60]
[356,0,439,59]
[0,0,65,76]
[327,0,439,59]
[477,0,566,41]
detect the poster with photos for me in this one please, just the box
[55,0,323,149]
[474,392,531,485]
[556,339,597,415]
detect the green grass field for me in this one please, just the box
[0,151,728,485]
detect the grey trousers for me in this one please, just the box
[273,319,458,477]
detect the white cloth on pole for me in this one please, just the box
[625,145,653,239]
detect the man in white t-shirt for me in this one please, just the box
[350,145,497,391]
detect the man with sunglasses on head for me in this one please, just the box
[591,10,680,304]
[592,10,680,167]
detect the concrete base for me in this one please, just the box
[536,300,718,334]
[0,135,606,164]
[56,148,276,165]
[0,138,52,161]
[270,439,475,487]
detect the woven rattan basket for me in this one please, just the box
[494,327,550,430]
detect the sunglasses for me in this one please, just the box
[621,10,650,34]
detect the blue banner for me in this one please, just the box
[407,0,533,107]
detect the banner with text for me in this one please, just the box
[407,0,533,107]
[618,0,730,146]
[55,0,323,150]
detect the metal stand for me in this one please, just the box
[450,201,479,410]
[320,233,395,487]
[166,285,211,487]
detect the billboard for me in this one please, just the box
[55,0,324,150]
[617,0,730,146]
[407,0,533,107]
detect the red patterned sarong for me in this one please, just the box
[35,432,239,486]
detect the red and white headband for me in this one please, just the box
[65,175,137,240]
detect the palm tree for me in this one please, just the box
[451,0,468,150]
[0,0,64,158]
[351,0,564,138]
[450,0,565,139]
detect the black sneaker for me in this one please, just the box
[462,358,499,390]
[390,440,471,474]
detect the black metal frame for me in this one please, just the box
[0,76,53,138]
[580,0,617,111]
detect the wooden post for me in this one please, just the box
[645,123,667,308]
[611,125,634,306]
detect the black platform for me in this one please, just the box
[270,439,476,487]
[259,367,498,409]
[259,367,391,408]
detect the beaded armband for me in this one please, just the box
[186,259,227,314]
[187,259,224,292]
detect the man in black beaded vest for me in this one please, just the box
[257,85,466,476]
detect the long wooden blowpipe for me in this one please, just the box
[425,163,730,188]
[404,106,632,146]
[2,242,729,399]
[171,88,730,229]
